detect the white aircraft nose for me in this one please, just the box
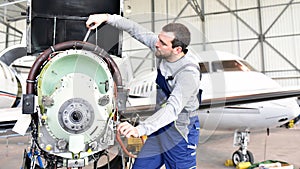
[260,98,300,127]
[285,98,300,119]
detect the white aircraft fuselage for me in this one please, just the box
[127,51,300,131]
[0,50,299,132]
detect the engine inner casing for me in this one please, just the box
[37,49,116,159]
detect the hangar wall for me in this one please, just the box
[0,0,299,87]
[0,1,25,49]
[0,20,24,48]
[122,0,300,87]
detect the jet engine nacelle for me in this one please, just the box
[23,41,126,168]
[0,60,19,108]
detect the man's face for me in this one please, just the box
[155,31,175,60]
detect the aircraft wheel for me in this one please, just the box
[232,150,254,166]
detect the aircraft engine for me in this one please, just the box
[23,41,126,168]
[0,60,19,108]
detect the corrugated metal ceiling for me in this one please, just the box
[0,0,27,22]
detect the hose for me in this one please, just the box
[26,40,122,94]
[116,132,137,159]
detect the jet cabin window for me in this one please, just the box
[212,60,256,72]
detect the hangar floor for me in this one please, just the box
[0,127,299,169]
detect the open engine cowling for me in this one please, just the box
[24,41,126,168]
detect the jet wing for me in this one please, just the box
[201,88,300,109]
[1,89,299,128]
[124,88,300,116]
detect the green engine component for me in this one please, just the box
[37,49,116,159]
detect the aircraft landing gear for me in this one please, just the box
[232,129,254,166]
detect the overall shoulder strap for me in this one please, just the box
[156,68,172,97]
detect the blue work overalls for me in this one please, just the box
[132,68,200,169]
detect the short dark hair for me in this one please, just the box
[162,23,191,53]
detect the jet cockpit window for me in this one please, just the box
[199,62,209,73]
[212,60,256,72]
[240,60,257,71]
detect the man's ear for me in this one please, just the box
[173,46,183,54]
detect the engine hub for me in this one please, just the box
[58,98,95,134]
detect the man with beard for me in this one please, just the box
[86,14,201,169]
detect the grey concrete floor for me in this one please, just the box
[197,127,300,169]
[0,127,299,169]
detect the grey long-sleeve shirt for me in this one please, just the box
[107,14,201,140]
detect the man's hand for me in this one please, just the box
[86,14,109,30]
[117,122,139,138]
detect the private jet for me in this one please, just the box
[125,50,300,165]
[1,46,300,166]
